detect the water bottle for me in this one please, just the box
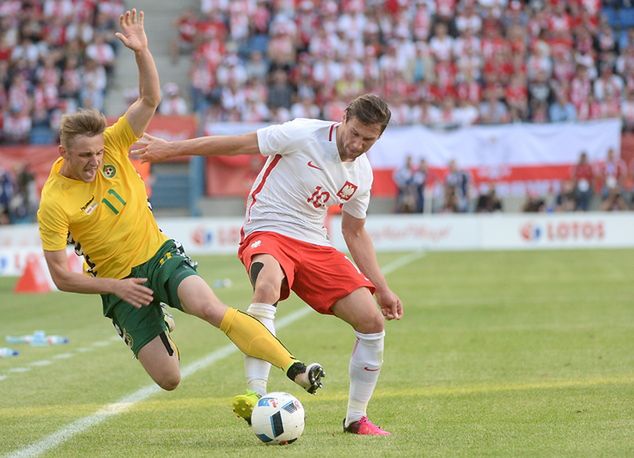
[5,335,32,344]
[30,330,48,347]
[0,347,19,358]
[47,335,69,345]
[5,331,69,346]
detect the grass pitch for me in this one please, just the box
[1,249,633,457]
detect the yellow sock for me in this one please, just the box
[220,307,296,371]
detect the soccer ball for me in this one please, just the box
[251,392,305,445]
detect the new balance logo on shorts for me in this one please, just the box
[251,240,262,249]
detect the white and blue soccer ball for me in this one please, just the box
[251,392,305,445]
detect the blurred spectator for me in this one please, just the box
[600,185,629,211]
[597,147,628,204]
[81,59,107,110]
[159,83,188,115]
[475,186,503,212]
[267,68,293,111]
[555,180,577,212]
[85,32,115,78]
[443,159,471,213]
[3,107,32,144]
[478,89,510,124]
[571,151,594,211]
[244,50,268,82]
[11,162,37,222]
[393,155,416,213]
[412,158,429,213]
[549,89,577,123]
[291,93,320,119]
[622,90,634,132]
[0,166,13,225]
[522,194,546,212]
[170,7,197,64]
[506,74,529,122]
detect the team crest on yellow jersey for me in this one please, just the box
[102,164,116,178]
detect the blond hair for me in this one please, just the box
[59,109,106,150]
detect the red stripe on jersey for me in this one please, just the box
[240,154,283,242]
[329,123,336,141]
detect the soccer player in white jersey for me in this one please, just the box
[135,94,403,436]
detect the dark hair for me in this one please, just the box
[59,109,106,150]
[345,94,391,134]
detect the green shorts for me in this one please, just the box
[101,239,198,357]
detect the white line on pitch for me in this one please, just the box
[7,251,423,458]
[91,340,112,347]
[8,367,30,374]
[52,353,74,360]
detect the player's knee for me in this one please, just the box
[252,281,281,304]
[157,372,180,391]
[357,312,384,334]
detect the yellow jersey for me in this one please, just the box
[37,116,168,279]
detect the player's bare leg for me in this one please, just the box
[137,334,181,390]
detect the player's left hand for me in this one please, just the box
[375,288,403,320]
[115,9,148,53]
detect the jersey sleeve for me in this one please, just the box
[37,199,69,251]
[256,119,303,157]
[341,187,370,219]
[342,161,373,219]
[103,116,139,159]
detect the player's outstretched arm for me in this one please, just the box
[116,9,160,137]
[132,132,260,162]
[341,212,404,320]
[43,250,154,308]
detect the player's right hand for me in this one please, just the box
[114,277,154,308]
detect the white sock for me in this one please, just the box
[345,330,385,427]
[244,303,276,396]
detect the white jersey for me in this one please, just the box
[242,118,373,246]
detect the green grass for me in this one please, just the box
[1,249,633,457]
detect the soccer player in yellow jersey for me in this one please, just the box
[37,8,324,396]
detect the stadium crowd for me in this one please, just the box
[2,0,634,137]
[0,0,125,145]
[3,0,634,220]
[392,147,634,213]
[176,0,627,128]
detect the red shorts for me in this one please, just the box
[238,231,375,314]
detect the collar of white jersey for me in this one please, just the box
[328,122,341,142]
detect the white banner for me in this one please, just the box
[328,213,634,251]
[2,213,633,277]
[203,119,622,168]
[156,218,244,255]
[366,119,622,168]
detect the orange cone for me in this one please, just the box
[14,256,52,293]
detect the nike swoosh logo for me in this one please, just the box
[363,367,380,372]
[307,161,322,170]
